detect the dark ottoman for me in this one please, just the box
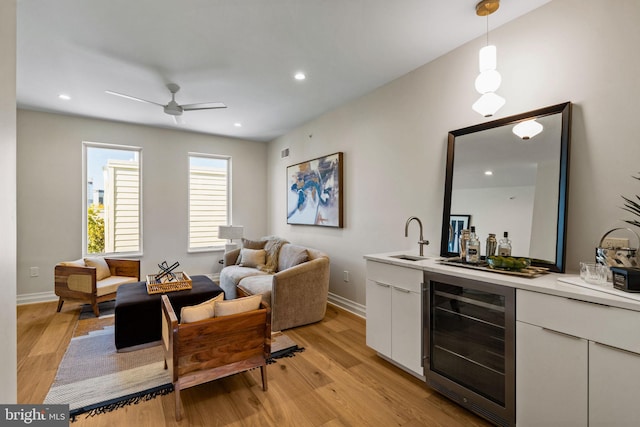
[114,274,223,350]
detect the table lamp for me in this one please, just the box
[218,225,244,252]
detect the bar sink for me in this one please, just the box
[389,254,427,261]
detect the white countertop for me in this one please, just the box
[364,251,640,312]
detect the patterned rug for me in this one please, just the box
[45,315,303,420]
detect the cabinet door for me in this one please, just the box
[366,279,392,357]
[589,341,640,427]
[516,321,588,427]
[391,286,422,375]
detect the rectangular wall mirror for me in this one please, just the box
[440,102,572,273]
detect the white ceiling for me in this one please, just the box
[16,0,552,142]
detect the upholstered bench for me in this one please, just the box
[114,275,224,351]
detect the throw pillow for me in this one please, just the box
[180,293,224,324]
[261,238,289,273]
[214,294,262,317]
[59,259,86,267]
[278,245,310,271]
[236,238,267,265]
[84,256,111,281]
[239,248,266,268]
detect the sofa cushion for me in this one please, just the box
[214,294,262,317]
[261,237,289,273]
[180,293,224,324]
[237,238,267,264]
[219,265,269,300]
[238,275,273,305]
[239,248,266,268]
[278,244,309,271]
[96,275,139,297]
[84,256,111,281]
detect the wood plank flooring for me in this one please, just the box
[18,301,491,426]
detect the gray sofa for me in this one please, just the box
[220,237,330,331]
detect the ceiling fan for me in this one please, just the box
[105,83,227,124]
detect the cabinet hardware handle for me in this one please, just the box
[542,327,582,340]
[374,282,391,288]
[566,297,611,308]
[394,287,411,293]
[594,341,640,356]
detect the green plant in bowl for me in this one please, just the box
[487,256,530,271]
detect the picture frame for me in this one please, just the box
[448,214,471,253]
[287,152,343,228]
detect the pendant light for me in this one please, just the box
[472,0,504,117]
[513,119,544,140]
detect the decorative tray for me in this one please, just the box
[146,271,192,294]
[437,258,550,278]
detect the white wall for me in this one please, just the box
[17,110,268,298]
[267,0,640,308]
[0,0,17,403]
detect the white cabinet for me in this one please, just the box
[516,321,588,427]
[516,289,640,427]
[365,260,422,376]
[589,341,640,426]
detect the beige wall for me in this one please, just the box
[1,0,17,403]
[267,0,640,308]
[17,110,268,298]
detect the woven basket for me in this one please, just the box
[146,271,192,295]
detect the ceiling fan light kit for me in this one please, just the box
[105,83,227,121]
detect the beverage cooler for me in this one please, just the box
[423,272,515,427]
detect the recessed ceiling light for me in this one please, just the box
[58,94,71,100]
[484,170,493,176]
[294,72,306,81]
[234,122,242,127]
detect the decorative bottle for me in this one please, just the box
[486,233,497,258]
[498,231,512,256]
[466,226,481,264]
[459,229,470,260]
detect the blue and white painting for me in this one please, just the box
[287,152,343,227]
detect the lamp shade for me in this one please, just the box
[472,92,506,117]
[479,45,497,72]
[513,119,543,140]
[218,225,244,240]
[475,69,502,94]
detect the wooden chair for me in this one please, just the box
[161,294,271,421]
[54,258,140,316]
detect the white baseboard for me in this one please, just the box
[327,292,365,318]
[17,291,57,305]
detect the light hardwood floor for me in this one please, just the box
[18,301,491,426]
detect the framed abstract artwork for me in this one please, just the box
[287,152,343,228]
[448,214,471,253]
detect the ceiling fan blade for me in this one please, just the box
[182,102,227,111]
[105,90,163,106]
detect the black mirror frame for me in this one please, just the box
[440,102,572,273]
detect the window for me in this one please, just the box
[84,142,141,255]
[188,154,230,251]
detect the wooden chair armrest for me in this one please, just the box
[161,295,179,381]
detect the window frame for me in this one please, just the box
[82,141,143,257]
[187,152,232,253]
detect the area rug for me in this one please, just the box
[44,326,172,420]
[46,316,303,420]
[78,300,116,320]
